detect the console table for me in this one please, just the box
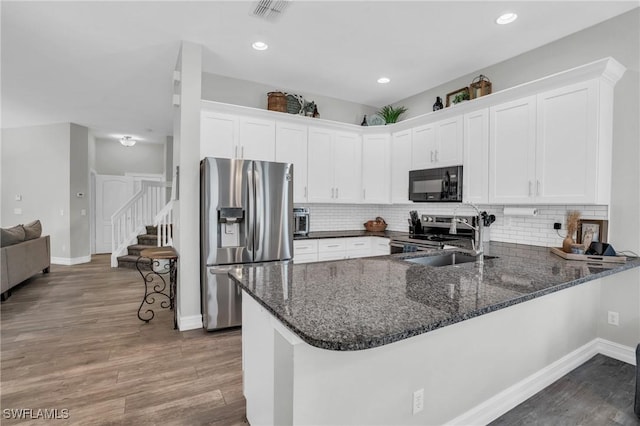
[136,246,178,329]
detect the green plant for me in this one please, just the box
[453,92,470,104]
[377,105,408,124]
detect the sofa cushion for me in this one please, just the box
[1,225,26,247]
[23,220,42,240]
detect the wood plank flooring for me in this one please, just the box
[1,255,246,425]
[490,354,639,426]
[2,255,637,425]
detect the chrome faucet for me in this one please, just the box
[449,202,484,257]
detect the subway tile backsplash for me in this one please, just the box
[296,203,608,248]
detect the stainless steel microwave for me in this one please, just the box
[409,166,463,202]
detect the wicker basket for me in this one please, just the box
[267,92,287,112]
[364,219,387,232]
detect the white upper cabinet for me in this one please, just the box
[411,116,463,169]
[489,96,537,204]
[307,128,362,203]
[362,134,391,204]
[391,130,412,204]
[275,121,308,203]
[238,117,275,161]
[434,116,464,166]
[411,123,436,169]
[200,112,275,161]
[463,109,489,204]
[200,111,237,159]
[535,80,599,203]
[333,131,362,203]
[489,79,610,205]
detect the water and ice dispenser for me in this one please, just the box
[218,207,244,248]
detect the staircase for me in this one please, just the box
[116,225,171,269]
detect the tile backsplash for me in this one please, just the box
[297,203,608,248]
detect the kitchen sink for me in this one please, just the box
[404,252,497,267]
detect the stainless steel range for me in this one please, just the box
[390,214,476,254]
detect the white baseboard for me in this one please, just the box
[595,338,637,366]
[178,314,202,331]
[447,338,636,426]
[51,255,91,265]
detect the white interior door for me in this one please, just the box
[95,175,134,253]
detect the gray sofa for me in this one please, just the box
[1,221,50,301]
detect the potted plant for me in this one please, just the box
[452,92,470,104]
[377,105,408,124]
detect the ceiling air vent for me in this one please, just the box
[251,0,289,21]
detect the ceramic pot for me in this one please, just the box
[562,235,575,253]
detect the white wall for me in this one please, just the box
[69,123,90,259]
[173,41,203,331]
[2,123,71,259]
[201,72,378,125]
[94,138,165,176]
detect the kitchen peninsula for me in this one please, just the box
[230,243,640,425]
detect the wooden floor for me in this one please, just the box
[2,256,637,425]
[1,255,246,425]
[490,354,639,426]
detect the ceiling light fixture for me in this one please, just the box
[252,41,269,51]
[496,12,518,25]
[120,136,136,147]
[377,77,391,84]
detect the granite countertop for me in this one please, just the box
[229,242,640,351]
[294,230,409,240]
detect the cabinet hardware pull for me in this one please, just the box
[354,243,365,246]
[327,244,340,248]
[331,188,334,198]
[435,150,439,162]
[336,188,339,198]
[536,180,540,196]
[430,151,434,162]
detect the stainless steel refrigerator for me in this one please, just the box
[200,157,293,330]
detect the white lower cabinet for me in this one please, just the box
[294,237,390,263]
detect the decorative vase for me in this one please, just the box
[433,97,443,111]
[562,235,575,253]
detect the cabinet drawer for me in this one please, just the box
[318,252,345,262]
[318,239,346,253]
[346,249,370,259]
[346,237,371,252]
[294,253,318,264]
[294,239,319,255]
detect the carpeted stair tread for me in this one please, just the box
[117,254,152,270]
[127,244,157,256]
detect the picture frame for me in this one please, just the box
[577,219,608,244]
[445,87,470,107]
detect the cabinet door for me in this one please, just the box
[362,134,390,203]
[536,81,598,203]
[200,111,237,159]
[307,127,334,203]
[391,130,412,204]
[276,122,308,203]
[463,109,489,204]
[411,124,436,169]
[435,116,463,166]
[489,96,536,204]
[239,117,275,161]
[333,131,362,203]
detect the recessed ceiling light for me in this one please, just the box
[252,41,268,51]
[377,77,391,84]
[496,12,518,25]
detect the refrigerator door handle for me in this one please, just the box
[246,163,255,256]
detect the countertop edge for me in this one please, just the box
[230,255,640,351]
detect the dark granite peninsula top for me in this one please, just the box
[229,242,640,351]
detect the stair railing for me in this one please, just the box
[110,180,171,267]
[154,200,174,247]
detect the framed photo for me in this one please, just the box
[577,219,608,244]
[445,87,470,107]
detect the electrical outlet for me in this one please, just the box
[553,222,562,230]
[412,388,424,415]
[607,311,619,326]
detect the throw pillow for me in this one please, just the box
[23,220,42,240]
[1,225,26,247]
